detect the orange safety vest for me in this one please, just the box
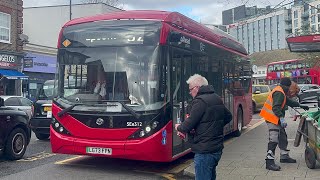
[259,86,286,125]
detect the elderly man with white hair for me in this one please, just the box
[175,74,232,180]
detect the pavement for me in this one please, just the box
[183,109,320,180]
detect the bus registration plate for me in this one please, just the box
[86,147,112,155]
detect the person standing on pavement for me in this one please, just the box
[288,81,301,121]
[260,77,309,171]
[175,74,232,180]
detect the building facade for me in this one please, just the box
[227,8,291,54]
[22,3,122,100]
[222,5,270,25]
[291,0,320,35]
[252,65,267,84]
[0,0,27,96]
[203,24,227,32]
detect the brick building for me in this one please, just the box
[0,0,27,95]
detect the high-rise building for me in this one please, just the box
[227,8,291,54]
[203,24,227,32]
[222,5,268,25]
[291,0,320,35]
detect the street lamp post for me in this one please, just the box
[69,0,72,20]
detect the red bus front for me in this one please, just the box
[50,20,189,162]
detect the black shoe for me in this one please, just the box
[280,157,296,163]
[266,163,281,171]
[266,159,281,171]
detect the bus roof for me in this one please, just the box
[62,10,247,55]
[286,34,320,52]
[267,59,303,65]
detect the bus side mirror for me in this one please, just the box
[0,97,4,107]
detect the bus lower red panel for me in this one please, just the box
[51,120,178,162]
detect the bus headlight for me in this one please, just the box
[145,126,151,133]
[152,121,159,129]
[51,117,71,135]
[139,130,145,137]
[128,118,163,139]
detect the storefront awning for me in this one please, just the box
[0,69,28,80]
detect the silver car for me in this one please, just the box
[297,84,320,102]
[0,96,33,119]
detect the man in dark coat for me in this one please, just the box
[175,74,232,180]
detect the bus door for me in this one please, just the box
[171,48,192,156]
[222,61,234,134]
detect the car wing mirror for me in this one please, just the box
[0,97,4,107]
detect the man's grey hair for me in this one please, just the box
[186,74,208,87]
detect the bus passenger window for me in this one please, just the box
[284,63,292,70]
[306,62,311,68]
[267,65,274,72]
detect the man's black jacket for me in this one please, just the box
[177,85,232,153]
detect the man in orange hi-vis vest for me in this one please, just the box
[260,77,309,171]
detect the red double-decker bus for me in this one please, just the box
[50,10,252,162]
[266,59,320,85]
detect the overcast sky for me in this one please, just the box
[23,0,292,24]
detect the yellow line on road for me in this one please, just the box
[224,119,264,146]
[159,173,176,180]
[54,156,83,164]
[17,152,56,162]
[243,119,264,135]
[168,159,194,174]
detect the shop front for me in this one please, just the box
[0,52,28,96]
[23,53,56,101]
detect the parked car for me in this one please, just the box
[252,85,271,113]
[0,97,31,160]
[297,84,320,102]
[31,79,86,140]
[30,80,55,140]
[268,84,277,91]
[0,96,33,120]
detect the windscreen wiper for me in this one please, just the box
[57,101,141,120]
[118,101,141,120]
[57,103,82,117]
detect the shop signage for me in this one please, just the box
[24,58,33,68]
[0,54,17,67]
[23,53,56,74]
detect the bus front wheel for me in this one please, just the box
[234,107,243,137]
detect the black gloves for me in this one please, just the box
[300,105,309,111]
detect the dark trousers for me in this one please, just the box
[266,122,289,156]
[194,151,222,180]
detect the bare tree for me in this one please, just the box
[81,0,123,9]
